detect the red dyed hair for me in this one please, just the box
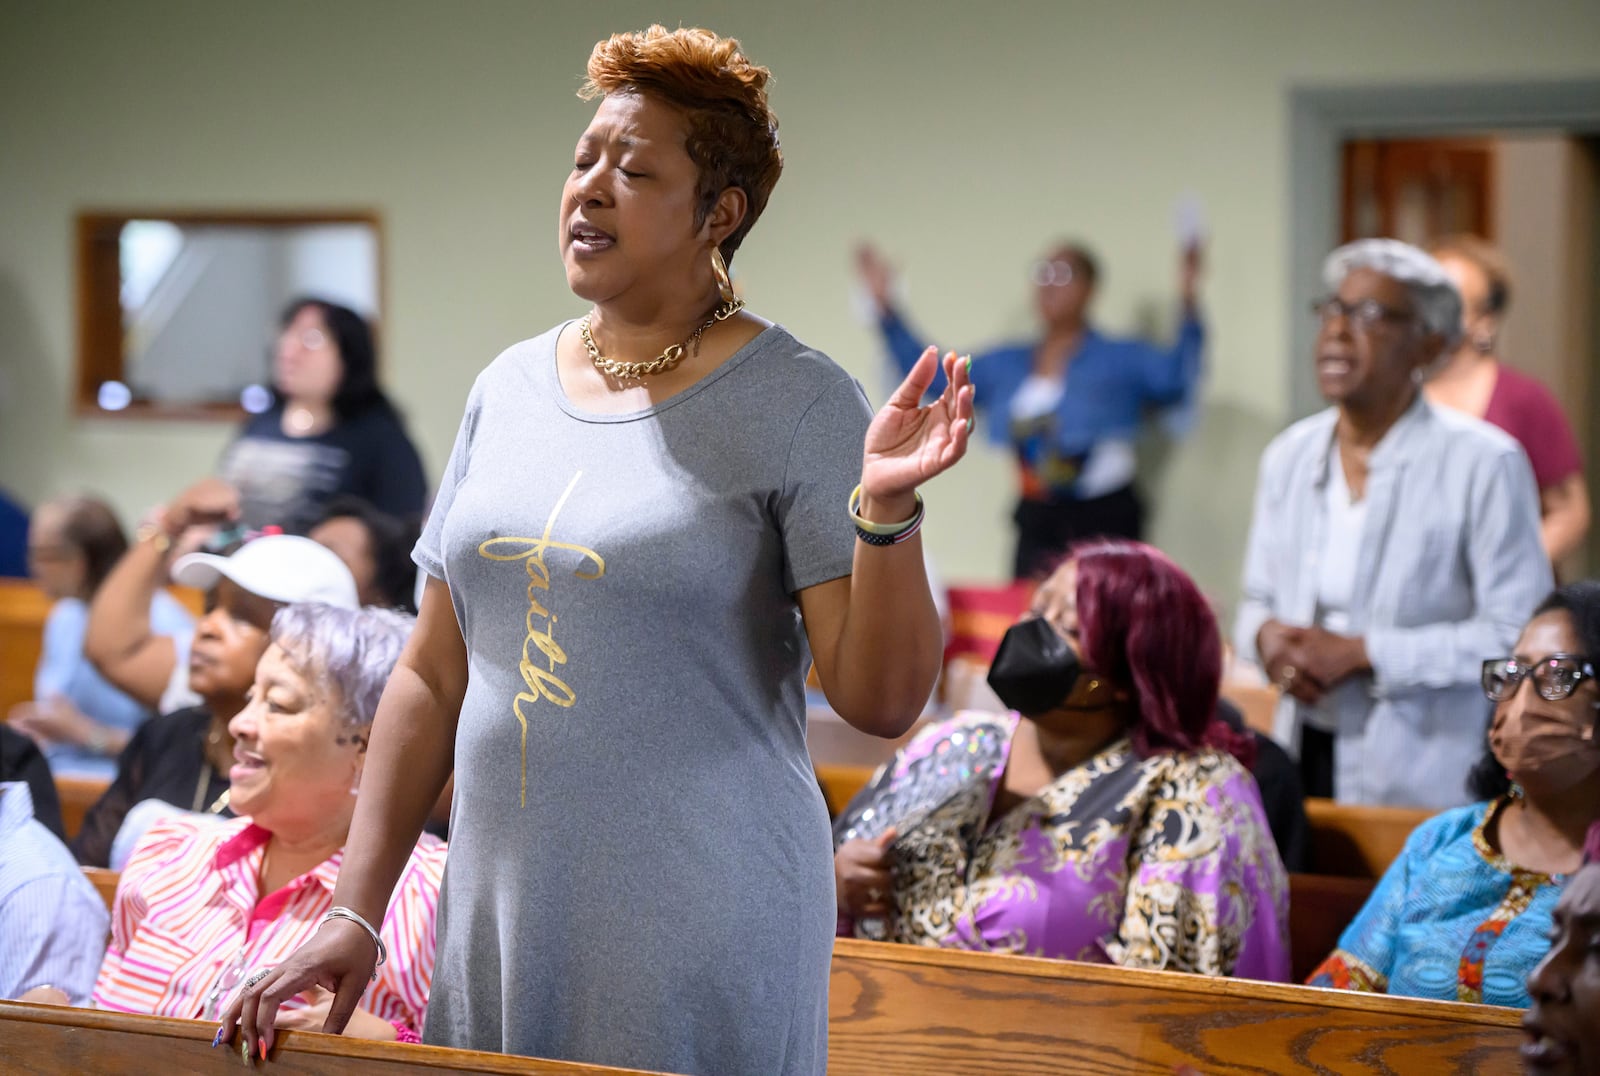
[1071,540,1255,767]
[581,25,782,263]
[1585,820,1600,866]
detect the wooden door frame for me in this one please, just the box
[1287,79,1600,421]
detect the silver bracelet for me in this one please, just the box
[322,906,388,979]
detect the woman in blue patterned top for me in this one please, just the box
[856,241,1203,579]
[1310,581,1600,1007]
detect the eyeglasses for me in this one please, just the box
[1311,297,1417,333]
[280,328,328,351]
[1481,653,1598,702]
[1031,260,1077,288]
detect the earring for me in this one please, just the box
[710,247,737,305]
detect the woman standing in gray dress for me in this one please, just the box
[223,25,972,1074]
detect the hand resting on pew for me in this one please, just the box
[90,606,439,1049]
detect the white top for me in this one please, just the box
[1307,454,1368,732]
[1008,373,1065,422]
[1233,394,1551,807]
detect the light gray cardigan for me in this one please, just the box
[1234,394,1551,807]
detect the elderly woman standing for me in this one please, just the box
[1235,239,1551,807]
[77,605,444,1044]
[226,25,971,1075]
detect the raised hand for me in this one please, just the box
[854,243,898,313]
[164,476,241,534]
[860,347,975,512]
[1180,241,1204,309]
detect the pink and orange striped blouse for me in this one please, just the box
[92,815,446,1031]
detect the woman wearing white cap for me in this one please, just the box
[71,518,357,867]
[1234,238,1551,807]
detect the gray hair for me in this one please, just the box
[1322,238,1464,345]
[268,603,413,731]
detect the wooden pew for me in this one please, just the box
[55,775,110,842]
[0,576,52,719]
[828,937,1522,1074]
[1305,797,1435,879]
[0,577,205,719]
[0,1001,674,1074]
[1288,872,1375,983]
[83,866,120,910]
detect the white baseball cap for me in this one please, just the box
[172,534,359,609]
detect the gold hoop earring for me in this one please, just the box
[710,247,737,304]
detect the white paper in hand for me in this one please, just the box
[1173,191,1207,250]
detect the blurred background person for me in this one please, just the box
[1310,582,1600,1006]
[308,496,421,612]
[834,541,1288,981]
[0,780,107,1005]
[8,495,191,777]
[1425,235,1589,568]
[0,488,26,578]
[1236,239,1550,806]
[856,239,1203,579]
[218,297,426,534]
[72,532,357,868]
[0,725,64,840]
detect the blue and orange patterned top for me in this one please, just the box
[1308,797,1563,1008]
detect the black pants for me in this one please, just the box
[1012,485,1144,581]
[1299,725,1336,800]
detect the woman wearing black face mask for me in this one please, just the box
[832,541,1289,980]
[1310,580,1600,1007]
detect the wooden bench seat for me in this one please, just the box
[1304,796,1435,879]
[828,937,1522,1073]
[55,774,110,842]
[4,940,1523,1074]
[0,1001,671,1073]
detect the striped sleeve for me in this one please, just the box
[93,818,211,1010]
[368,837,447,1031]
[4,873,108,1004]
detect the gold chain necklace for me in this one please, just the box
[580,298,746,380]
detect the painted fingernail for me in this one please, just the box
[240,1038,251,1064]
[965,354,972,374]
[966,417,974,433]
[260,1040,268,1061]
[212,1027,225,1048]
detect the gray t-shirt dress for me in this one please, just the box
[413,322,871,1074]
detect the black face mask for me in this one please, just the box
[987,617,1085,716]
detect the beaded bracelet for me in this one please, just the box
[848,485,925,547]
[322,906,388,981]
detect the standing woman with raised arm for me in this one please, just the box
[224,25,971,1075]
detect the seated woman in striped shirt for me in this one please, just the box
[78,604,444,1043]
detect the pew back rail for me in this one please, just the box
[828,937,1523,1075]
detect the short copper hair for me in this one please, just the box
[1427,234,1514,315]
[581,25,782,263]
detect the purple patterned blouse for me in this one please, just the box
[834,711,1291,980]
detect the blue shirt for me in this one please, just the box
[36,592,194,779]
[1309,798,1560,1007]
[878,308,1204,500]
[0,781,109,1004]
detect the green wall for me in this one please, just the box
[4,0,1598,614]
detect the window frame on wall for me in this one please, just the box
[74,208,385,421]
